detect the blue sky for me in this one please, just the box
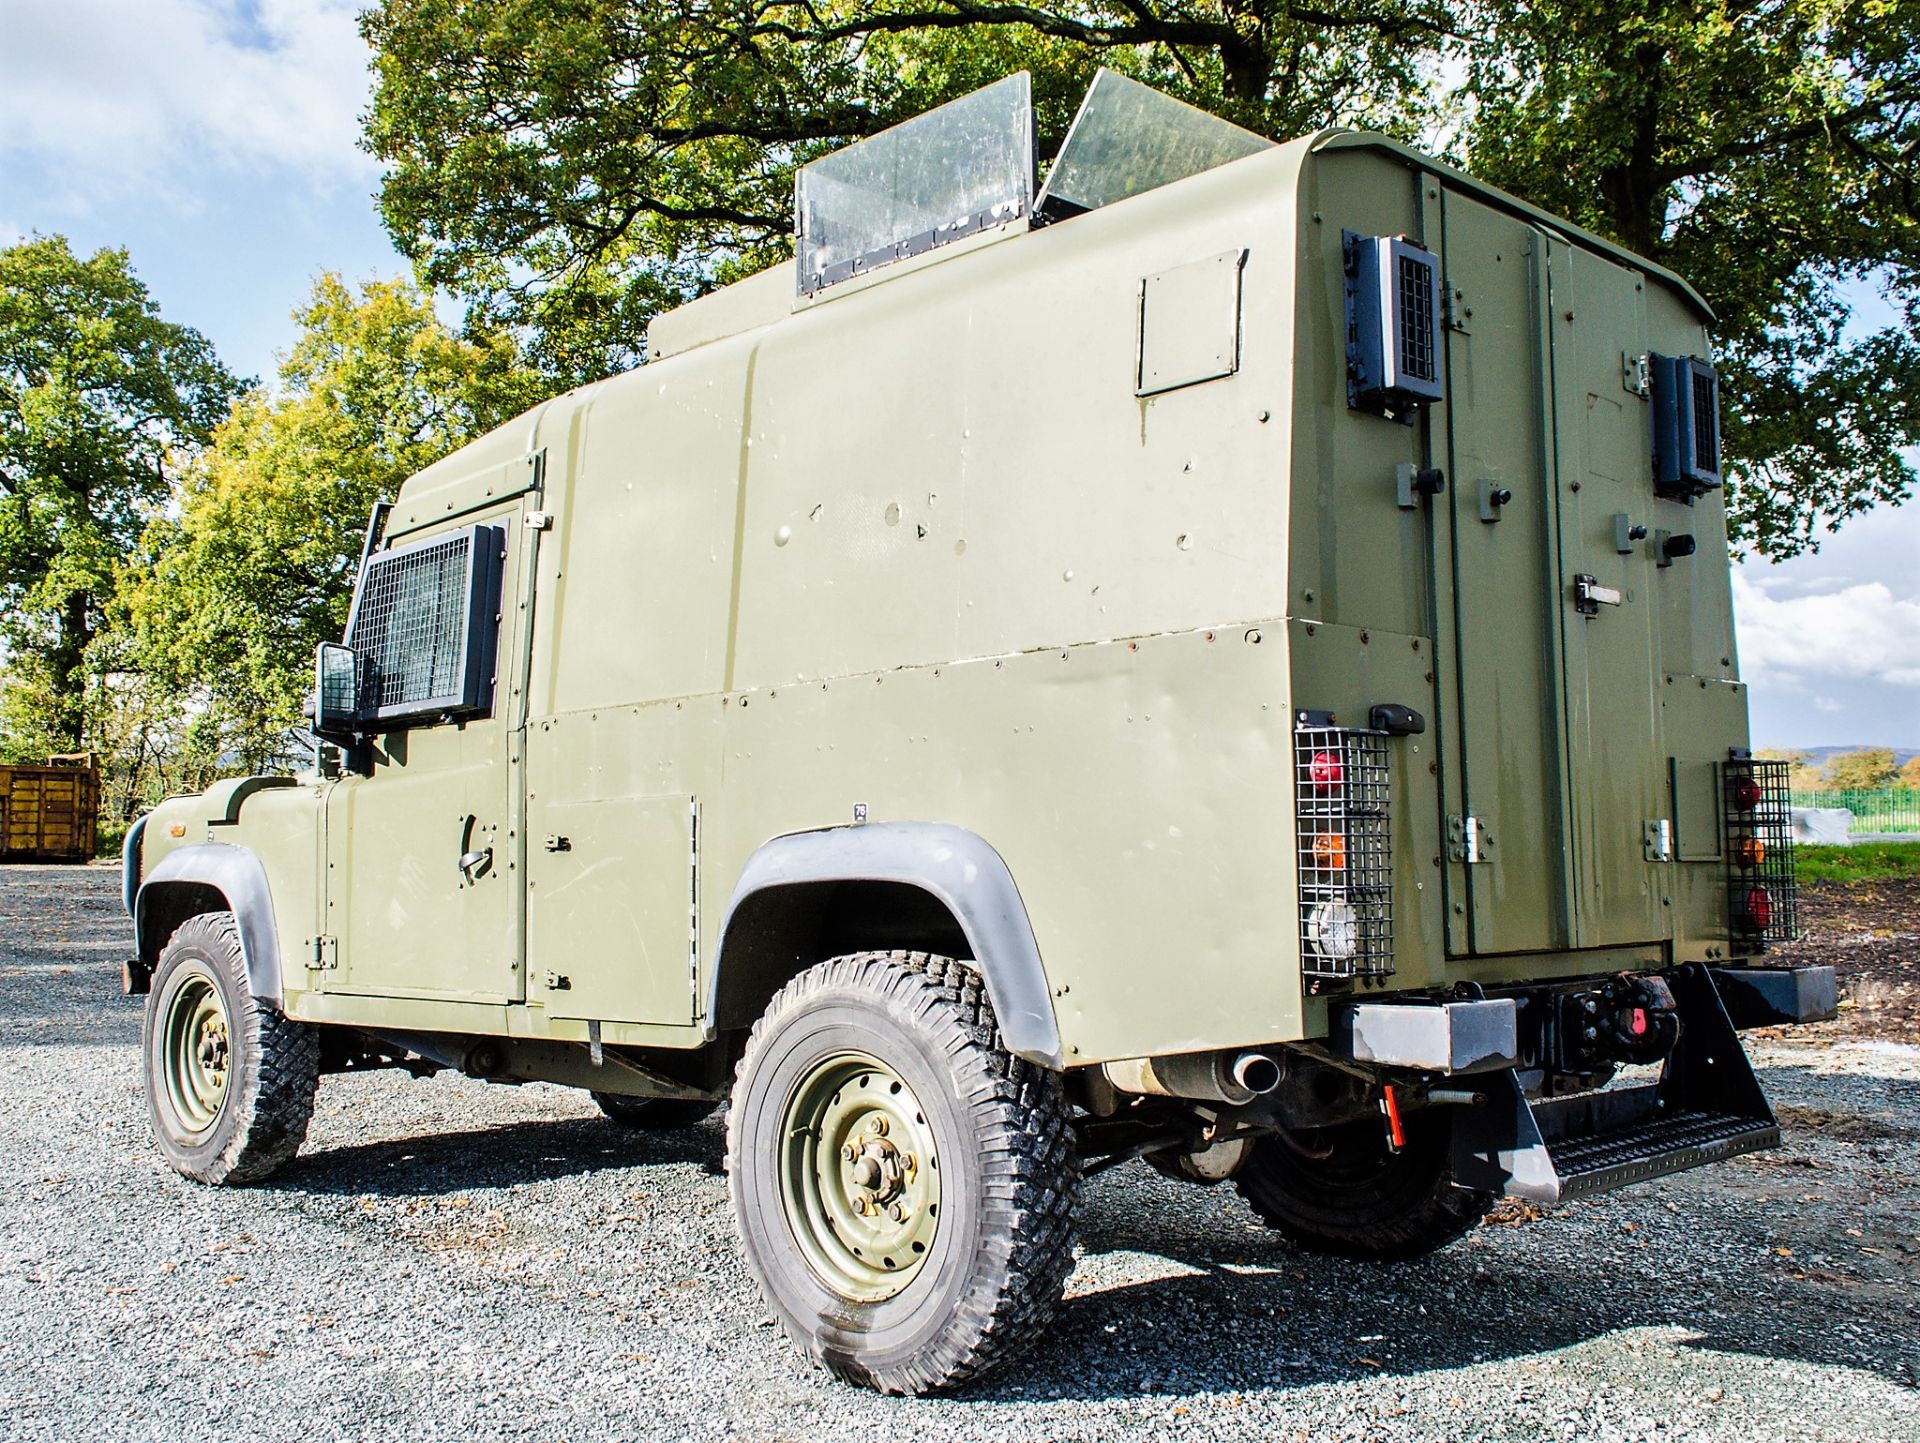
[3,0,1916,751]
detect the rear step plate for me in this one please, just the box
[1546,1106,1778,1200]
[1454,964,1779,1204]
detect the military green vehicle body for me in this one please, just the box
[126,73,1830,1393]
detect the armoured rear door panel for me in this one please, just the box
[1545,241,1667,948]
[1437,189,1571,955]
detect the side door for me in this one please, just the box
[1544,239,1668,948]
[320,454,543,1002]
[1436,188,1572,956]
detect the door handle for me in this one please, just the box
[456,813,492,881]
[1573,573,1622,617]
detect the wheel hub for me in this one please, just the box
[161,973,232,1134]
[778,1052,942,1302]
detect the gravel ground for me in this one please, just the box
[3,862,1917,1443]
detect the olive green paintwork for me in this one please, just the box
[138,126,1752,1069]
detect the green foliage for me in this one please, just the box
[0,236,244,752]
[360,0,1447,382]
[360,0,1918,558]
[1793,841,1920,884]
[116,274,546,775]
[1903,755,1920,789]
[1820,746,1899,790]
[1457,0,1920,559]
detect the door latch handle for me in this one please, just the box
[458,848,492,880]
[1573,573,1622,617]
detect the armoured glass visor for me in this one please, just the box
[1035,70,1274,222]
[792,70,1276,295]
[794,73,1036,295]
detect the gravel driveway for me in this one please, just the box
[3,863,1916,1442]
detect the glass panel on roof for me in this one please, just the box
[794,72,1035,295]
[1036,70,1273,221]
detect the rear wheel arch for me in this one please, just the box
[710,824,1062,1068]
[134,844,285,1008]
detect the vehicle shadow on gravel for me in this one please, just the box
[959,1059,1920,1405]
[270,1116,727,1198]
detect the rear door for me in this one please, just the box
[1544,240,1667,947]
[1436,189,1571,955]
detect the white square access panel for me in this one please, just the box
[1136,247,1248,396]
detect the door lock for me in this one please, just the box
[458,848,493,881]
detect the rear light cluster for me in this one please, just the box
[1724,752,1797,946]
[1294,715,1393,985]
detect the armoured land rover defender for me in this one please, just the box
[124,73,1834,1394]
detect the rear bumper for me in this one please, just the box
[1449,963,1795,1203]
[1710,964,1837,1028]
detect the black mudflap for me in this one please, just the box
[1453,964,1780,1203]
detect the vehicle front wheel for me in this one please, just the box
[728,952,1079,1394]
[142,911,320,1185]
[1234,1108,1493,1260]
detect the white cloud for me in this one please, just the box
[1732,570,1920,690]
[0,0,375,208]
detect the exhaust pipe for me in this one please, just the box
[1102,1050,1285,1106]
[1230,1051,1283,1096]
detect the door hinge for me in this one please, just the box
[1623,350,1651,398]
[309,935,338,970]
[526,511,554,531]
[1447,815,1489,864]
[1644,818,1674,863]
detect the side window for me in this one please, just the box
[344,523,506,727]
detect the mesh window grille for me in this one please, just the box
[345,524,502,723]
[1295,725,1394,981]
[1396,253,1436,383]
[1724,756,1798,945]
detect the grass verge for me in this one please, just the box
[1794,842,1920,884]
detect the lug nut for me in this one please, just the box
[841,1143,859,1162]
[888,1203,906,1223]
[867,1116,888,1136]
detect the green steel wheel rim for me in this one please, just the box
[162,972,231,1134]
[778,1050,943,1302]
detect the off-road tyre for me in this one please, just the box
[728,951,1079,1395]
[141,911,320,1185]
[591,1093,720,1129]
[1234,1108,1494,1260]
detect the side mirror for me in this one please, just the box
[313,643,360,742]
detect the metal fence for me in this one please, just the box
[1788,788,1920,834]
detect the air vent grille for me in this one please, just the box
[1397,252,1437,383]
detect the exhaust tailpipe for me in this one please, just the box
[1101,1049,1285,1106]
[1230,1051,1283,1096]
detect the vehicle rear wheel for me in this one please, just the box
[591,1092,720,1129]
[728,951,1079,1395]
[142,911,320,1185]
[1234,1108,1493,1260]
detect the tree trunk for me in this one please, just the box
[49,589,92,753]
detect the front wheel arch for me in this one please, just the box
[133,844,284,1006]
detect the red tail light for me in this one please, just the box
[1309,749,1344,790]
[1729,777,1763,811]
[1740,886,1773,933]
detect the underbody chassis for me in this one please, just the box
[1071,962,1838,1203]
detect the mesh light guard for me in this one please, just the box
[1295,725,1394,982]
[1724,756,1798,946]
